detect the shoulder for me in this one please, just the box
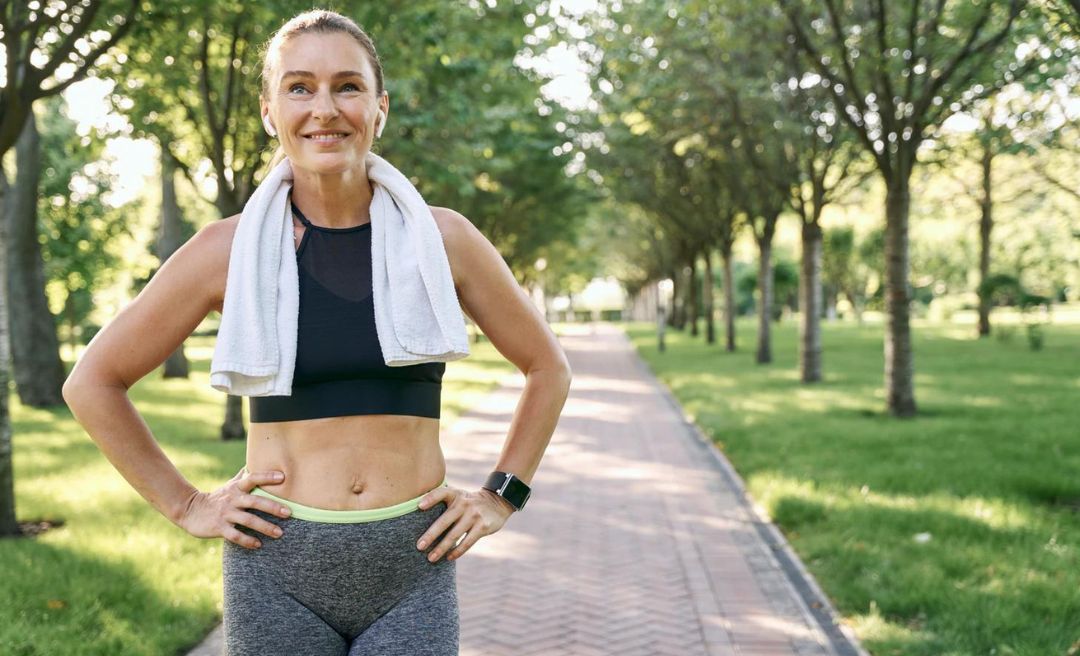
[193,214,241,313]
[429,206,484,290]
[428,205,472,243]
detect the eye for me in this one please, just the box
[341,82,361,92]
[287,83,308,94]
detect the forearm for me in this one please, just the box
[63,384,200,527]
[489,366,572,487]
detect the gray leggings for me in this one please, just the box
[222,482,457,656]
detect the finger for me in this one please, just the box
[427,519,474,563]
[417,485,453,511]
[416,503,462,552]
[228,509,284,540]
[445,522,484,562]
[241,493,293,520]
[240,470,285,492]
[226,526,262,550]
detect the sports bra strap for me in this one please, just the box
[290,200,314,228]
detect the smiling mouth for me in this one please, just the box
[305,133,350,142]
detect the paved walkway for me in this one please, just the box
[189,322,866,656]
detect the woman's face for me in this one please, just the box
[261,31,387,176]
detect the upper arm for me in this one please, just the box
[63,216,236,393]
[431,206,571,377]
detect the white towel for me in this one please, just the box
[209,153,470,397]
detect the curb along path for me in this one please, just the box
[187,321,866,656]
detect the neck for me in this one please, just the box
[289,160,374,228]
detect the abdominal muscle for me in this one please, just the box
[246,413,446,511]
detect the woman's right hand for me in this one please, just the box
[179,468,293,549]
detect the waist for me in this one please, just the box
[246,414,445,510]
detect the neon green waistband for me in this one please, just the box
[249,478,449,523]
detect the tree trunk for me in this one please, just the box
[669,267,680,329]
[687,256,699,338]
[5,111,65,407]
[976,146,993,338]
[673,265,686,330]
[158,148,190,378]
[0,164,18,536]
[721,244,736,352]
[884,176,917,417]
[756,238,774,364]
[212,194,247,441]
[704,248,715,345]
[848,291,865,326]
[799,221,823,382]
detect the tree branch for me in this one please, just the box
[33,0,139,99]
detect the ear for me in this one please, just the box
[375,92,389,138]
[260,102,276,137]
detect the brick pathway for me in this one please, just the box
[448,323,865,656]
[188,322,866,656]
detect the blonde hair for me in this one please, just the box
[256,10,385,172]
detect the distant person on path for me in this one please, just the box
[62,9,571,655]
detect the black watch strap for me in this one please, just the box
[482,471,531,511]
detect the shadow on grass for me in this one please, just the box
[0,538,215,656]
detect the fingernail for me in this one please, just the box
[417,540,426,549]
[274,472,284,480]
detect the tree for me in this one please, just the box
[0,0,140,537]
[779,0,1045,416]
[4,108,66,407]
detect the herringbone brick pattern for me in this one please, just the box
[443,323,851,656]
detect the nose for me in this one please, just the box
[311,87,340,121]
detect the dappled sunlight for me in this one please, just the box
[748,472,1034,533]
[847,609,936,653]
[957,395,1004,409]
[456,528,540,562]
[557,397,643,420]
[730,397,781,416]
[567,374,653,394]
[726,611,825,641]
[1007,373,1053,387]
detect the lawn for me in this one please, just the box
[624,318,1080,656]
[1,332,518,656]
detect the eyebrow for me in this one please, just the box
[281,70,366,80]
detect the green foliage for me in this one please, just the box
[36,95,135,344]
[735,256,800,319]
[100,0,589,282]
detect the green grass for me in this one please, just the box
[625,318,1080,656]
[1,333,518,656]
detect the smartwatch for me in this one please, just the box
[482,471,531,511]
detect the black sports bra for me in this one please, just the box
[248,199,445,423]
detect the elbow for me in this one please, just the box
[555,357,573,392]
[61,371,108,409]
[61,376,86,409]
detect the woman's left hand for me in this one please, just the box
[415,486,515,563]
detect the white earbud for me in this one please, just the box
[375,109,386,138]
[263,115,277,138]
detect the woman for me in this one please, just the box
[61,9,572,656]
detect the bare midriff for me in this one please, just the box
[246,414,446,510]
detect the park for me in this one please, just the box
[0,1,1077,655]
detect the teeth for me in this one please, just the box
[307,133,347,141]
